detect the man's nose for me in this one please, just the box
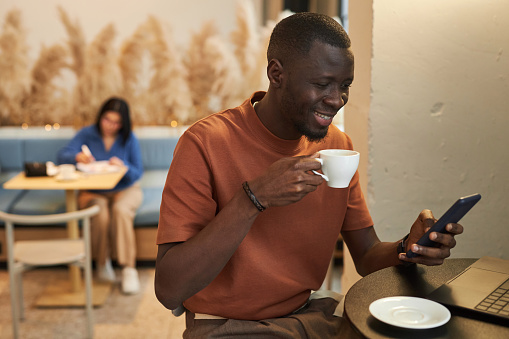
[324,90,348,111]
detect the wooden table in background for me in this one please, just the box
[3,167,127,307]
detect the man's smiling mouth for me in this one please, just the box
[313,111,334,127]
[314,112,333,120]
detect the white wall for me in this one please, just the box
[368,0,509,259]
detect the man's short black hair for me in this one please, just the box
[267,12,351,66]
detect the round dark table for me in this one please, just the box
[344,258,509,338]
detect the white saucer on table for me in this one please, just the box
[369,296,451,329]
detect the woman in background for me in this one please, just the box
[57,97,144,294]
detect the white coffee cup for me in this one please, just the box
[59,164,76,180]
[313,149,360,188]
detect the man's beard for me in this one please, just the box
[280,92,329,143]
[294,120,329,142]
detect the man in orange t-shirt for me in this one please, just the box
[155,13,464,338]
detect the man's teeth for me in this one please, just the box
[315,112,332,120]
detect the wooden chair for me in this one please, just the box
[0,205,100,339]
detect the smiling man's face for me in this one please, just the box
[278,41,354,142]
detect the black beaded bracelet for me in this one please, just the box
[242,181,266,212]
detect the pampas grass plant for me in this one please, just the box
[185,21,243,121]
[0,9,30,126]
[118,21,149,98]
[230,0,263,97]
[204,35,243,113]
[118,19,153,125]
[0,0,278,127]
[73,23,122,128]
[57,6,85,78]
[184,21,218,120]
[144,16,194,125]
[23,44,69,125]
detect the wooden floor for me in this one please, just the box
[0,264,343,339]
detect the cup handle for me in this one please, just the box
[312,158,329,181]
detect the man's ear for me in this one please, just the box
[267,59,284,88]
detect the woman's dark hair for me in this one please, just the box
[95,97,131,144]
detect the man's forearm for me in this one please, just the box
[342,227,403,277]
[356,241,403,276]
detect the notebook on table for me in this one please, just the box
[427,256,509,321]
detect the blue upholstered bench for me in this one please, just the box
[0,127,182,261]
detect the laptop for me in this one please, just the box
[427,256,509,320]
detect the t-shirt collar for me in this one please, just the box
[242,91,308,155]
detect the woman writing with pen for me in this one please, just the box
[57,97,144,294]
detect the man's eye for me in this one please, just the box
[315,83,329,88]
[342,83,352,89]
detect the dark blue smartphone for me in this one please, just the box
[406,193,481,258]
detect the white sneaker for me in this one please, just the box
[97,258,116,282]
[122,267,140,295]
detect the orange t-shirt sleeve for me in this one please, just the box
[157,130,217,244]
